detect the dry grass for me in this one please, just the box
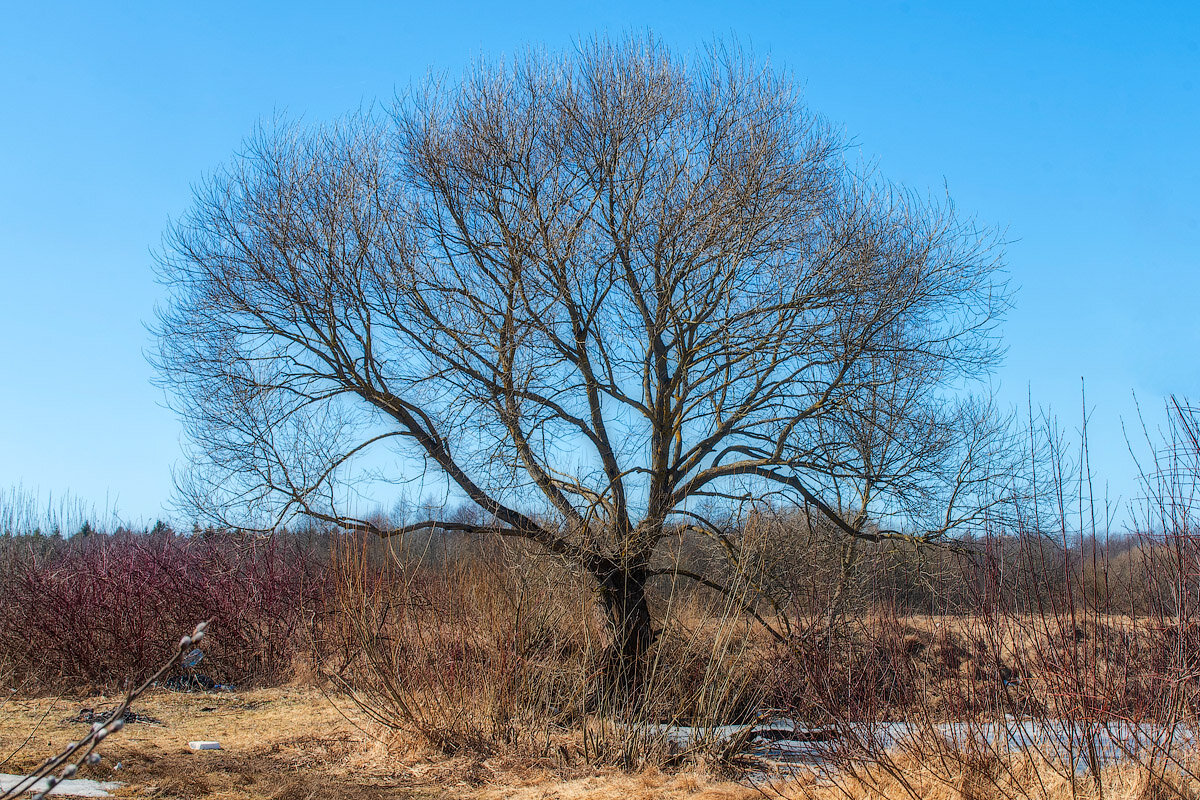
[0,687,758,799]
[0,687,369,799]
[7,685,1198,799]
[772,750,1200,800]
[5,629,1200,799]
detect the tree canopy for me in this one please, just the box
[154,36,1011,688]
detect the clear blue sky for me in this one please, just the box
[1,1,1197,526]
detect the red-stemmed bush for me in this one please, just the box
[0,527,331,689]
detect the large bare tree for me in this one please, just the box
[154,37,1010,695]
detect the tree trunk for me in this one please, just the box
[824,535,860,644]
[598,566,655,709]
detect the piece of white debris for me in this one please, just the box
[188,740,221,750]
[0,773,123,797]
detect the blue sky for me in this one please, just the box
[1,1,1197,525]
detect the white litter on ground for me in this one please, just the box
[0,773,123,797]
[188,740,221,750]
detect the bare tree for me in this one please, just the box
[154,36,1011,697]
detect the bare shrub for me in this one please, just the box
[764,400,1200,799]
[0,529,327,688]
[325,531,770,772]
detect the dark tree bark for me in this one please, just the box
[598,564,655,702]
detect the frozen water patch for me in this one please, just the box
[0,773,123,797]
[658,718,1200,776]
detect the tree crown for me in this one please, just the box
[154,35,1010,578]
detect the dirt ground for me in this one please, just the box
[0,687,757,800]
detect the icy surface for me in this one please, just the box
[659,718,1200,774]
[0,773,123,797]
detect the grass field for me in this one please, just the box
[0,687,758,800]
[7,685,1199,800]
[7,535,1200,799]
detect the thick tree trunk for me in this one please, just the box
[598,566,655,709]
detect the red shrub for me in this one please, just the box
[0,529,330,689]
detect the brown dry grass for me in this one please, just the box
[0,687,758,800]
[771,751,1200,800]
[3,672,1200,799]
